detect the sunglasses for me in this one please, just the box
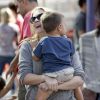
[30,13,43,23]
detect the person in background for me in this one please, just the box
[17,0,38,41]
[0,7,19,95]
[6,0,38,75]
[0,71,17,98]
[74,0,87,51]
[6,0,38,100]
[79,0,100,99]
[0,77,5,93]
[0,8,19,76]
[8,2,23,42]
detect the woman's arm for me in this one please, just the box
[23,73,45,85]
[72,51,85,80]
[19,42,58,86]
[58,76,83,90]
[19,41,45,85]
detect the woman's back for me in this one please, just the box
[0,23,19,56]
[80,29,100,92]
[0,7,19,56]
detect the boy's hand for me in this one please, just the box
[44,76,58,91]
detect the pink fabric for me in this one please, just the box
[20,11,32,41]
[16,14,24,34]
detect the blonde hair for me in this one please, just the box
[30,7,54,41]
[0,8,13,24]
[31,6,54,14]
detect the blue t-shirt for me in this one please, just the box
[33,36,75,73]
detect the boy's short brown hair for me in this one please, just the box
[41,12,64,33]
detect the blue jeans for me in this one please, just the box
[0,56,14,75]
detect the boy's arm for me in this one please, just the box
[0,73,16,98]
[6,52,19,78]
[32,41,42,62]
[74,87,84,100]
[32,53,40,61]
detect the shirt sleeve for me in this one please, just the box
[21,12,32,39]
[18,41,33,83]
[72,51,85,80]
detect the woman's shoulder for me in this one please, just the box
[20,41,32,50]
[80,29,97,38]
[8,23,19,33]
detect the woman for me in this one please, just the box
[79,0,100,99]
[19,7,84,100]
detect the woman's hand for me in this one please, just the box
[44,75,58,91]
[39,82,48,91]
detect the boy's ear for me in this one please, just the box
[23,0,27,5]
[57,24,62,32]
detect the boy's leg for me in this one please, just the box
[74,87,84,100]
[35,83,52,100]
[56,67,74,82]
